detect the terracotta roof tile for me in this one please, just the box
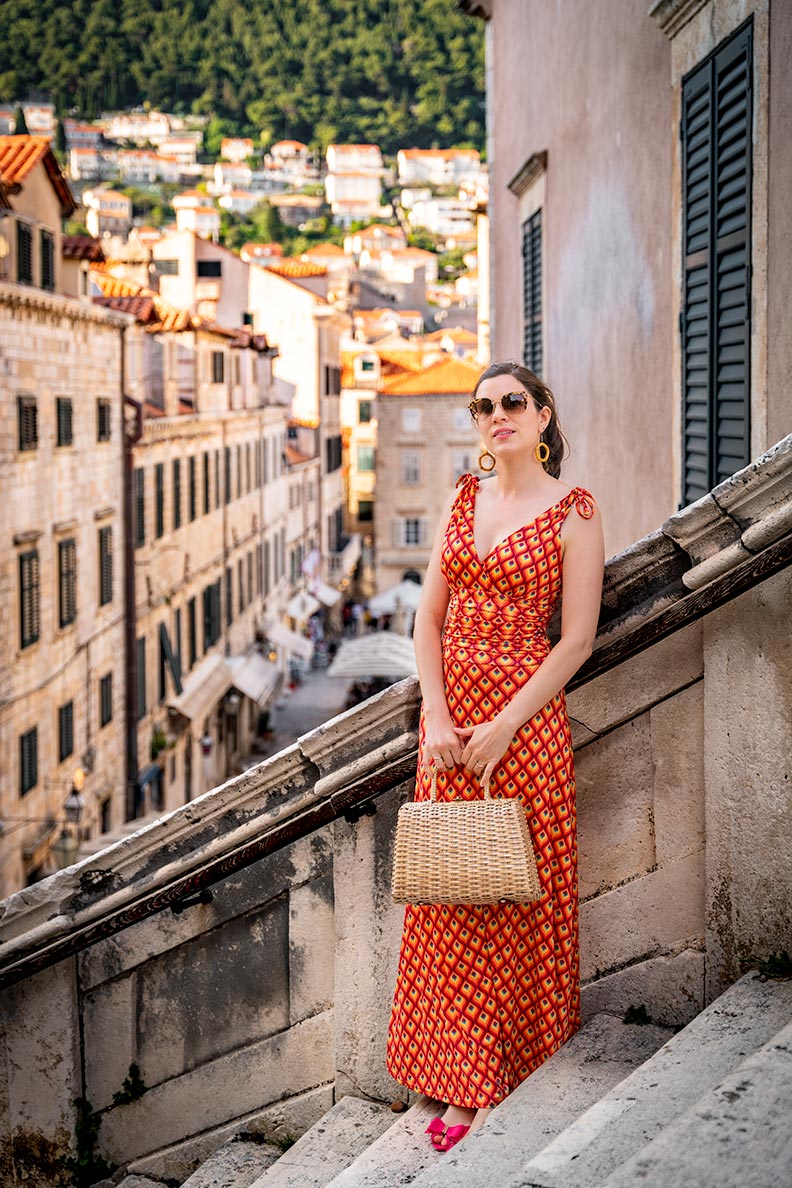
[265,258,328,278]
[378,357,480,396]
[0,134,76,215]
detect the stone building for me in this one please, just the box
[372,356,482,591]
[0,138,129,895]
[462,0,792,556]
[92,273,293,814]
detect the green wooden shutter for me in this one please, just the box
[522,208,543,376]
[681,20,752,505]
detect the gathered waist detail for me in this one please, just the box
[442,593,552,661]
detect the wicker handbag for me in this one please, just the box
[391,765,542,905]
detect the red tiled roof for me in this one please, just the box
[302,242,345,257]
[399,147,480,160]
[425,325,478,343]
[265,258,327,278]
[62,235,105,262]
[0,135,76,215]
[378,357,480,396]
[272,140,309,151]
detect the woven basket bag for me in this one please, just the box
[391,764,542,906]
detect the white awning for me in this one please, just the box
[310,579,342,607]
[367,579,423,617]
[263,617,314,662]
[226,653,281,708]
[166,652,234,725]
[287,590,321,621]
[327,632,417,678]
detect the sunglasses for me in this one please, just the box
[468,391,529,420]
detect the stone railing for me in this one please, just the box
[1,435,790,1183]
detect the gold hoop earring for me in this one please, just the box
[478,450,496,472]
[535,439,551,465]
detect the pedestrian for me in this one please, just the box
[386,361,604,1151]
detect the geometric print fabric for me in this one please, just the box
[386,474,595,1107]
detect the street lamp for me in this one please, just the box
[52,767,86,871]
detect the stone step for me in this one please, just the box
[601,1015,792,1188]
[248,1095,398,1188]
[408,1011,674,1188]
[180,1134,281,1188]
[516,970,792,1187]
[323,1095,441,1188]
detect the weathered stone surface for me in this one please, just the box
[517,972,792,1187]
[602,1017,792,1188]
[580,948,705,1029]
[409,1013,672,1188]
[249,1095,397,1188]
[136,895,290,1086]
[649,682,704,865]
[79,831,332,991]
[83,972,135,1111]
[99,1010,334,1164]
[332,784,409,1103]
[114,1177,162,1188]
[702,569,792,999]
[580,851,704,981]
[576,715,655,900]
[324,1096,441,1188]
[567,621,703,735]
[289,871,335,1025]
[127,1085,334,1183]
[181,1136,281,1187]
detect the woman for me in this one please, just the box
[386,361,604,1151]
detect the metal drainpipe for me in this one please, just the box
[123,386,143,821]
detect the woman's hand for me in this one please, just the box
[452,716,516,786]
[422,708,464,773]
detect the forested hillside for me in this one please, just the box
[0,0,485,154]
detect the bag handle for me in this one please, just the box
[428,763,491,802]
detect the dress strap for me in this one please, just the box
[567,487,596,519]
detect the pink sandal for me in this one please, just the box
[425,1117,470,1152]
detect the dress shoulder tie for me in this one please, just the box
[569,487,596,519]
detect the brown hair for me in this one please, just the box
[471,360,568,479]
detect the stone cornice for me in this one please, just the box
[648,0,709,38]
[0,281,132,328]
[508,152,548,198]
[0,433,790,988]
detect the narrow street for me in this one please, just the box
[248,666,355,763]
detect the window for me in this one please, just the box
[16,222,33,285]
[238,559,245,613]
[203,451,210,514]
[56,398,73,446]
[136,636,146,720]
[172,459,182,529]
[358,400,372,423]
[522,208,543,375]
[224,447,231,504]
[99,526,113,605]
[453,407,472,432]
[211,351,225,383]
[214,450,220,507]
[40,229,55,291]
[226,567,233,626]
[101,797,112,833]
[156,258,179,275]
[174,607,182,675]
[19,549,40,648]
[360,358,375,372]
[404,518,423,546]
[357,445,375,472]
[401,408,421,433]
[247,551,253,603]
[97,399,112,442]
[100,672,113,727]
[393,517,428,548]
[203,581,221,649]
[17,395,37,451]
[59,701,74,763]
[401,450,420,485]
[452,449,475,482]
[256,543,262,594]
[263,540,271,595]
[155,463,165,538]
[188,456,197,521]
[236,444,242,498]
[197,259,222,278]
[681,20,753,504]
[324,364,341,395]
[325,434,342,472]
[20,727,38,795]
[58,539,77,627]
[188,597,197,666]
[357,499,373,522]
[246,443,251,493]
[134,469,145,547]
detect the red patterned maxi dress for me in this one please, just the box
[386,472,596,1109]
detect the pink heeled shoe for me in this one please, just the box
[425,1116,470,1152]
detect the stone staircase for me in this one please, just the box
[105,971,792,1188]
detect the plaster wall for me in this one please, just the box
[487,0,674,555]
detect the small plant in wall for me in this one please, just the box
[150,726,168,760]
[61,1066,148,1187]
[112,1062,148,1106]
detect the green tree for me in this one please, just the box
[13,104,28,134]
